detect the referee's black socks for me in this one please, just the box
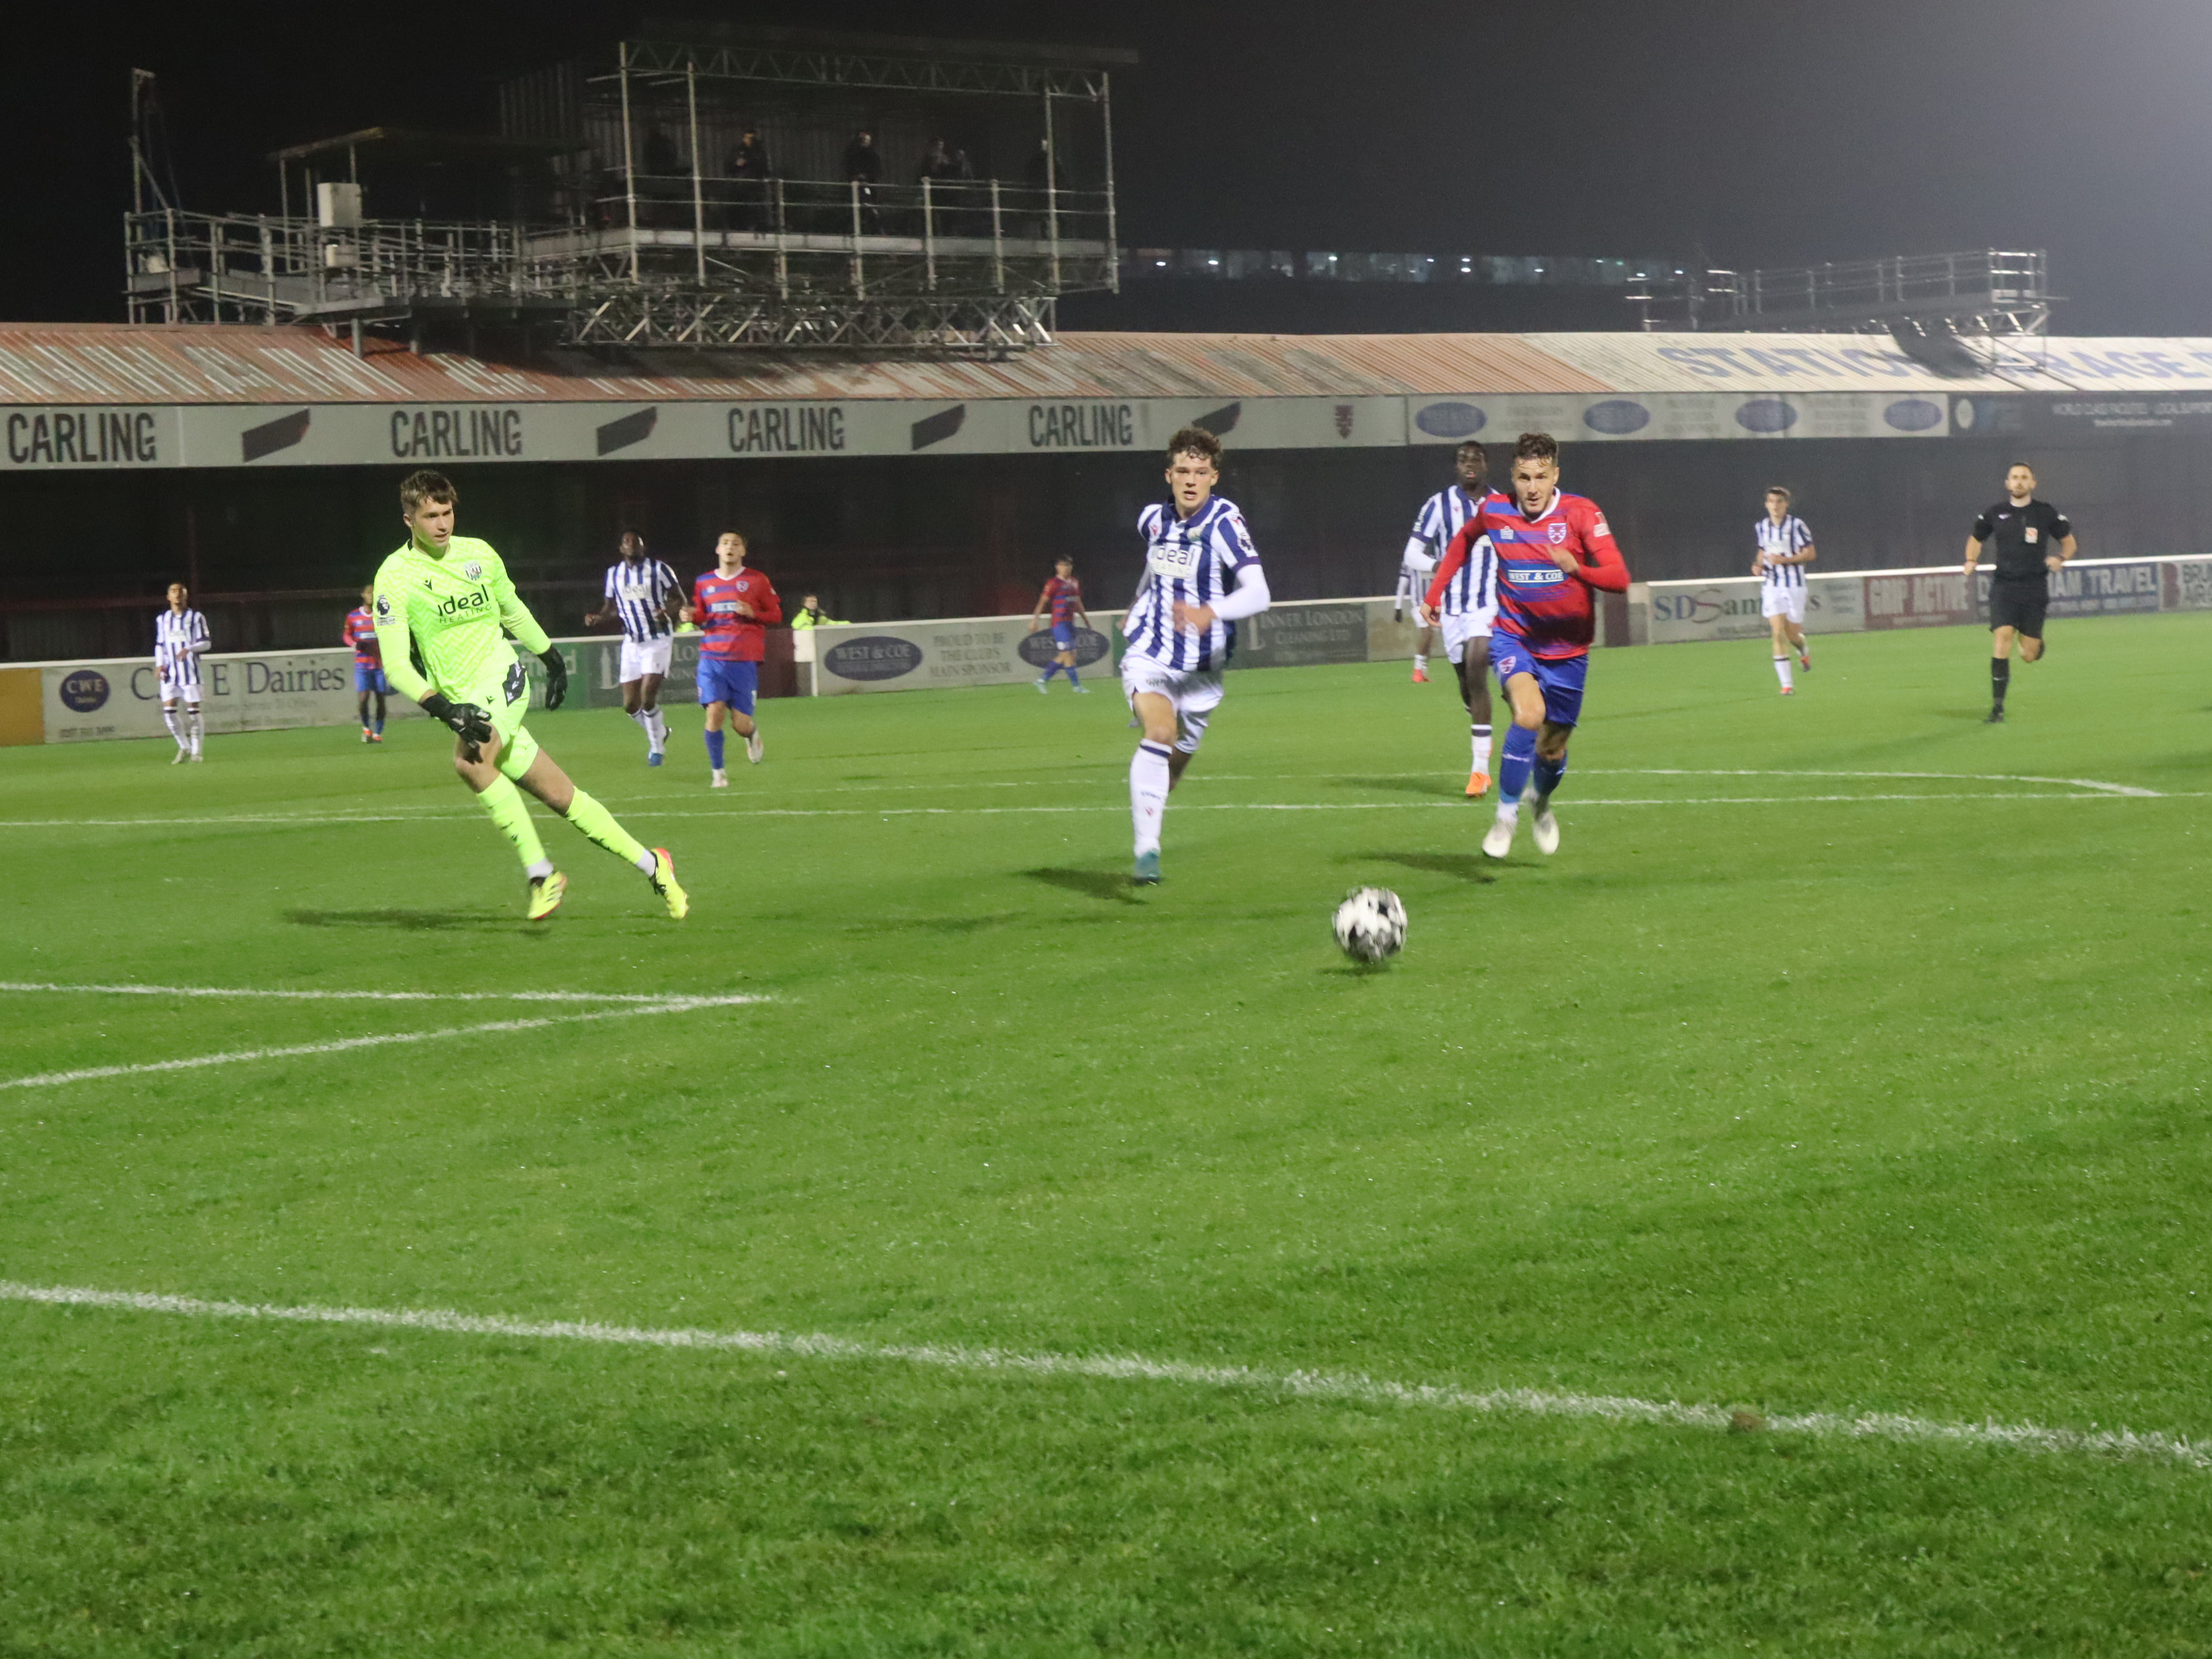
[1991,657,2011,711]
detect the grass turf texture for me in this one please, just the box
[1,613,2208,1655]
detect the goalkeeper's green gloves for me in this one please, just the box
[421,693,494,761]
[538,649,569,711]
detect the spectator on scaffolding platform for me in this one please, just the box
[727,126,773,231]
[842,130,883,233]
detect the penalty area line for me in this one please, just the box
[0,1281,2199,1472]
[0,995,766,1092]
[0,982,704,1005]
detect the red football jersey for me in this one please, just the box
[691,568,783,661]
[1428,490,1628,661]
[342,605,382,664]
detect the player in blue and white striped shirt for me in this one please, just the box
[153,583,210,763]
[1753,488,1817,693]
[1409,443,1502,793]
[1122,425,1271,885]
[584,531,683,764]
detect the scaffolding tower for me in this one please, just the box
[124,26,1131,354]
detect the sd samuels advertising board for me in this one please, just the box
[1645,574,1867,643]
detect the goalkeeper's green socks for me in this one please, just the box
[563,788,658,875]
[477,775,548,872]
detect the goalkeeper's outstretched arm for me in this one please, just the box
[372,581,434,706]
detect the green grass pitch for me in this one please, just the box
[2,614,2209,1656]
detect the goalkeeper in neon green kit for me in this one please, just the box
[374,469,687,921]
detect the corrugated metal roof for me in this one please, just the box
[7,321,2212,405]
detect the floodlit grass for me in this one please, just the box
[1,615,2208,1655]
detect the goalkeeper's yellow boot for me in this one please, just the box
[526,870,568,921]
[649,848,689,920]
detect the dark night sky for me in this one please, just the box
[9,0,2212,335]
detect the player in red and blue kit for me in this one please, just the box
[1027,556,1091,692]
[684,531,782,787]
[1425,431,1630,861]
[342,583,389,744]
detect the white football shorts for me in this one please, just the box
[1439,607,1495,666]
[160,678,202,705]
[1122,654,1226,755]
[1761,586,1808,624]
[619,635,675,681]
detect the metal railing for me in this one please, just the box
[1629,250,2052,335]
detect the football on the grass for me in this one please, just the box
[1332,886,1407,962]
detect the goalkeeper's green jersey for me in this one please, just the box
[371,535,550,705]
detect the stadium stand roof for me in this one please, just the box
[12,324,2212,404]
[5,324,2210,469]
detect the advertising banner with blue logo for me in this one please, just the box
[1408,393,1952,447]
[39,649,402,743]
[803,615,1120,695]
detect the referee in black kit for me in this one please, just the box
[1964,462,2077,723]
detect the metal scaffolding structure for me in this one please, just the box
[1628,250,2053,336]
[124,29,1127,353]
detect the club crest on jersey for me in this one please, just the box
[1547,523,1568,544]
[462,561,484,581]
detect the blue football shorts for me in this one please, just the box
[353,664,390,695]
[696,657,758,715]
[1490,636,1589,728]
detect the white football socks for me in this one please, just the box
[645,708,667,750]
[1471,723,1493,773]
[161,705,186,748]
[186,707,204,755]
[1130,741,1170,855]
[1773,655,1794,690]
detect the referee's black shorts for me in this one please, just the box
[1988,578,2048,638]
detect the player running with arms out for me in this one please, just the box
[1754,487,1816,694]
[683,531,782,787]
[1411,442,1502,793]
[583,530,682,765]
[1121,426,1271,885]
[343,584,389,742]
[1965,462,2075,724]
[1427,432,1630,860]
[373,470,686,922]
[1028,556,1092,692]
[154,582,210,764]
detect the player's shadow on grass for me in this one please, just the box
[1020,867,1145,905]
[285,907,530,933]
[1348,852,1496,885]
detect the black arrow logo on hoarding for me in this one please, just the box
[596,407,659,455]
[910,404,966,450]
[1192,401,1242,435]
[241,408,311,462]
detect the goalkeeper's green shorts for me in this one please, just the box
[455,660,539,783]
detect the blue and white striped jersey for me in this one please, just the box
[604,558,682,642]
[1124,496,1262,672]
[1414,487,1500,618]
[1756,515,1814,590]
[153,608,211,685]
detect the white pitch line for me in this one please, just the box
[0,1280,2198,1472]
[0,982,701,1005]
[0,995,765,1092]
